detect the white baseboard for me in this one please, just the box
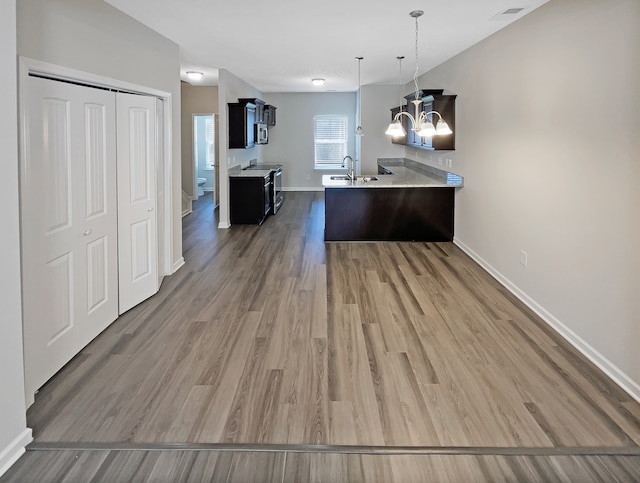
[218,221,230,229]
[171,257,185,274]
[454,237,640,404]
[283,187,324,192]
[0,429,32,477]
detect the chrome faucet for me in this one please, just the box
[342,155,355,181]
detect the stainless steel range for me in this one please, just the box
[243,160,283,214]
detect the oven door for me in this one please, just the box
[272,168,283,214]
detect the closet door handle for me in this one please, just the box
[147,207,154,212]
[83,229,92,236]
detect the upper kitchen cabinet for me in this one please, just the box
[239,98,265,124]
[264,104,277,126]
[421,93,456,151]
[228,101,256,149]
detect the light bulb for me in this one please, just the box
[186,71,203,81]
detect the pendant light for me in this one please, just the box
[385,10,453,138]
[355,57,364,136]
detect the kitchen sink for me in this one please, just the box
[329,175,379,182]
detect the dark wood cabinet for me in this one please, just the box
[324,187,454,241]
[228,101,255,149]
[421,94,456,150]
[264,105,277,126]
[230,174,271,224]
[239,98,265,124]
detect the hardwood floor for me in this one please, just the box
[4,449,640,482]
[8,191,640,480]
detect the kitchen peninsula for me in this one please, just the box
[322,158,463,242]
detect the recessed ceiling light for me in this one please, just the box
[311,78,325,86]
[186,71,204,81]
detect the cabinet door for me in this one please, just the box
[255,102,264,124]
[422,95,456,150]
[228,103,256,149]
[264,105,276,126]
[246,104,256,147]
[230,176,267,224]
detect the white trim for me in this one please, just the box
[453,236,640,404]
[181,190,193,217]
[0,429,32,478]
[171,257,185,275]
[284,187,325,192]
[20,58,170,98]
[218,221,231,229]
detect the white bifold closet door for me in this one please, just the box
[22,77,119,401]
[116,92,158,314]
[22,76,158,403]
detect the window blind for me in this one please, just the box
[314,115,348,168]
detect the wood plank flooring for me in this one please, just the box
[12,191,640,480]
[3,449,640,482]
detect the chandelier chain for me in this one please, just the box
[413,14,420,100]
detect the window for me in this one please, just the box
[313,115,348,169]
[205,116,215,170]
[194,115,215,171]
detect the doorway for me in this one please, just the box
[193,114,218,206]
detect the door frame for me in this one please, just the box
[18,56,174,282]
[192,112,216,203]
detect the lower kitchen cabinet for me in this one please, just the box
[324,187,454,241]
[230,174,271,225]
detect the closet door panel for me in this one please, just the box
[116,92,158,314]
[22,77,118,403]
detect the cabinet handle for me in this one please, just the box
[83,229,92,236]
[147,207,154,212]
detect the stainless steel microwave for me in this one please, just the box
[255,123,268,144]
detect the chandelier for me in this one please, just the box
[385,10,452,138]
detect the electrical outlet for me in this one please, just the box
[437,157,443,165]
[306,174,311,180]
[446,158,453,168]
[520,250,528,267]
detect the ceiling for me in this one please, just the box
[104,0,549,93]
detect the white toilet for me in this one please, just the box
[197,177,206,196]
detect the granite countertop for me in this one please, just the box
[322,159,463,189]
[228,166,271,178]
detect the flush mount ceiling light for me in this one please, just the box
[186,71,204,81]
[311,78,325,86]
[355,57,364,136]
[385,10,453,139]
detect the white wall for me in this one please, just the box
[17,0,183,269]
[217,69,266,227]
[360,85,406,174]
[261,92,357,190]
[181,83,219,197]
[0,1,32,476]
[412,0,640,396]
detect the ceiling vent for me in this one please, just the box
[490,7,527,20]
